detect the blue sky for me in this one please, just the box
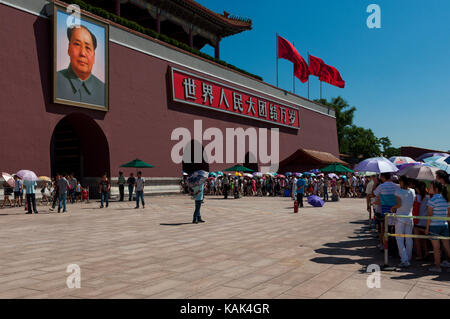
[198,0,450,151]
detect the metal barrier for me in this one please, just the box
[382,214,450,266]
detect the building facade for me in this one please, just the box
[0,0,339,195]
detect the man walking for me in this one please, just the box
[118,171,126,201]
[192,182,205,224]
[127,173,136,201]
[69,174,77,204]
[57,174,69,213]
[23,178,38,214]
[223,175,230,199]
[99,174,110,208]
[49,175,60,211]
[135,171,145,209]
[296,176,306,208]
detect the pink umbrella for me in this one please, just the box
[1,172,15,187]
[16,170,38,182]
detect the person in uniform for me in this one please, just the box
[56,25,105,106]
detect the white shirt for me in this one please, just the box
[136,177,145,191]
[365,180,374,195]
[395,187,415,223]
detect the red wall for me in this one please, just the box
[0,4,339,177]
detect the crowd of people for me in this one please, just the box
[182,172,372,202]
[0,171,147,213]
[366,169,450,272]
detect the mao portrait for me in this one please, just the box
[53,5,109,110]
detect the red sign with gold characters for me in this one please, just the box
[170,67,300,129]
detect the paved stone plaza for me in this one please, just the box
[0,195,449,299]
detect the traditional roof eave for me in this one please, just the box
[149,0,251,37]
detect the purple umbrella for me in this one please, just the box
[397,162,423,171]
[354,157,398,173]
[307,195,325,207]
[416,152,449,162]
[16,169,38,182]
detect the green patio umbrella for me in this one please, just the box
[223,164,253,172]
[320,163,353,173]
[120,158,155,174]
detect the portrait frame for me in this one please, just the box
[53,2,109,111]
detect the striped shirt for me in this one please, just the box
[374,181,399,207]
[427,194,449,226]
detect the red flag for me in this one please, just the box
[277,36,309,83]
[319,63,345,88]
[308,55,324,77]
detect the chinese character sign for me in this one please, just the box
[171,68,300,129]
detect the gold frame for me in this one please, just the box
[53,2,109,111]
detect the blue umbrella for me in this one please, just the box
[307,195,325,207]
[416,152,449,162]
[187,170,208,187]
[285,172,293,176]
[424,156,445,164]
[310,169,321,174]
[428,157,450,173]
[216,171,224,176]
[208,172,217,177]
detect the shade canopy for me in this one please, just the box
[320,163,354,173]
[120,158,155,168]
[223,165,253,172]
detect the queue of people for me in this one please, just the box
[366,170,450,272]
[181,172,372,204]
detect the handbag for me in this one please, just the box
[412,197,421,225]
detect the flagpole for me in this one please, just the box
[307,52,310,100]
[293,41,295,94]
[320,81,322,100]
[276,32,279,87]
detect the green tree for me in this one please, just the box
[377,136,401,158]
[341,125,381,158]
[315,97,356,151]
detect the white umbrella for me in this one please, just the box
[389,156,416,165]
[16,169,38,181]
[356,171,377,177]
[397,165,440,181]
[1,172,15,187]
[354,157,398,173]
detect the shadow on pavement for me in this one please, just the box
[311,219,450,280]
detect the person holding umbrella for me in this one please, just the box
[191,180,205,224]
[23,177,38,214]
[1,181,13,208]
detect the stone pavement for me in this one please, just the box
[0,195,449,299]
